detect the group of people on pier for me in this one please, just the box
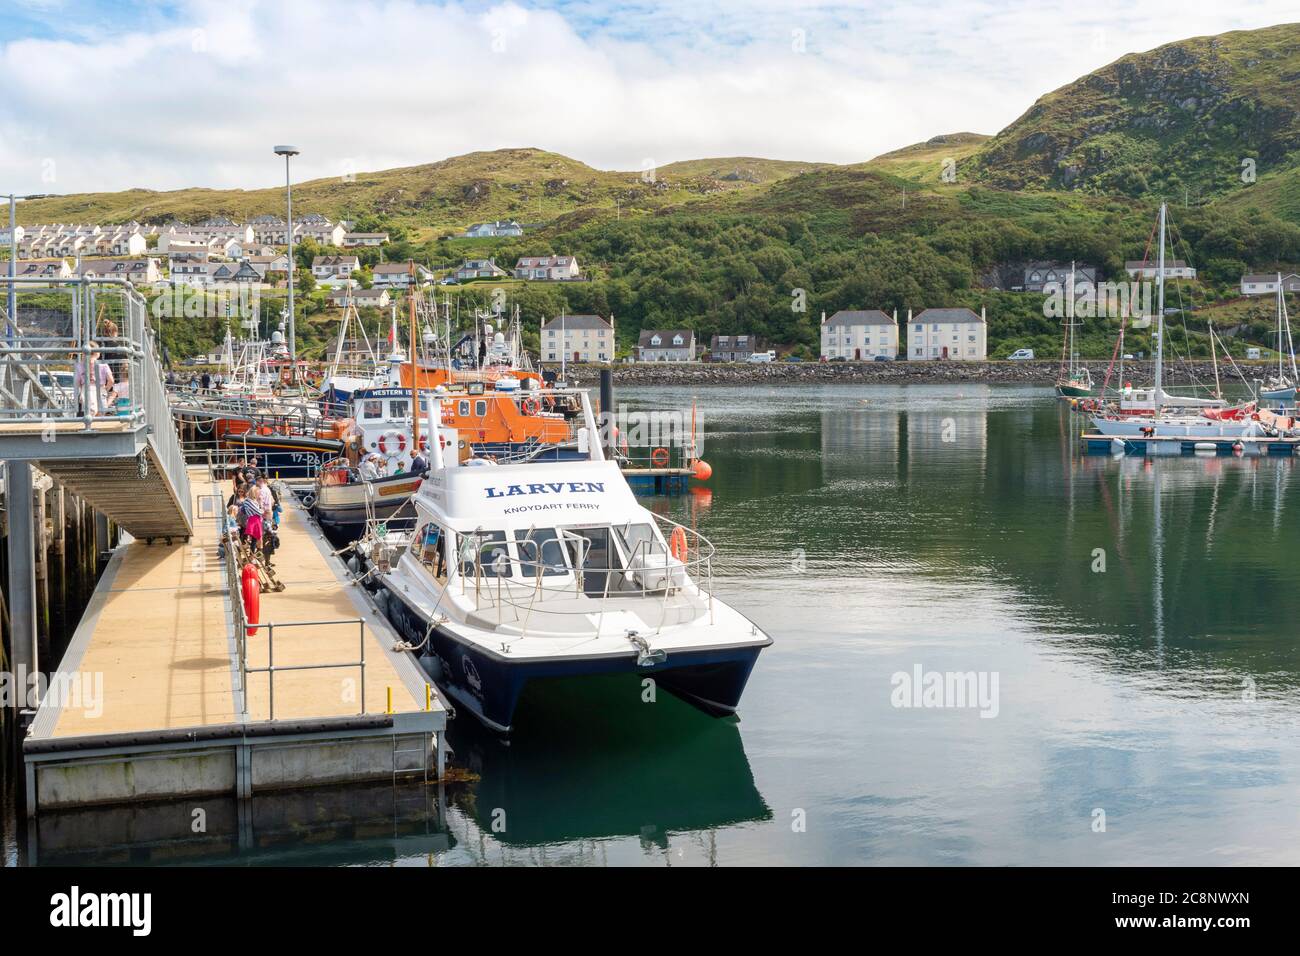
[224,459,282,567]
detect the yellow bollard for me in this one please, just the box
[425,683,432,711]
[386,686,393,714]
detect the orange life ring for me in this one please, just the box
[241,563,260,637]
[669,527,688,562]
[522,397,540,416]
[378,431,407,455]
[651,447,670,467]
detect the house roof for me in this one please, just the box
[710,334,754,349]
[637,329,694,348]
[540,314,611,332]
[1242,272,1300,283]
[915,307,983,324]
[824,309,894,327]
[516,256,575,268]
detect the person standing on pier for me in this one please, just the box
[73,341,115,416]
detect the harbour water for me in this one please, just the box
[6,383,1300,865]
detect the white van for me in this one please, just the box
[1007,348,1035,361]
[746,350,776,364]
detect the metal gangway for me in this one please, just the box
[0,276,193,542]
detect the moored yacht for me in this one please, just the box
[369,391,772,733]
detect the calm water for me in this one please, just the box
[7,383,1300,865]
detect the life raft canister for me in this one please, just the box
[378,431,407,456]
[651,447,670,467]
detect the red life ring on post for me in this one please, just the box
[522,397,540,416]
[377,431,407,456]
[241,563,260,637]
[651,447,670,467]
[669,527,688,562]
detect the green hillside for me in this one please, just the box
[971,22,1300,198]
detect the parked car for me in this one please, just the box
[872,354,894,362]
[1007,348,1035,361]
[829,356,848,362]
[783,355,803,362]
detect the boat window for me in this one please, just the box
[615,522,664,561]
[459,530,513,578]
[361,400,383,420]
[475,399,487,417]
[514,528,569,577]
[389,399,409,419]
[458,400,469,417]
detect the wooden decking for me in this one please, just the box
[32,465,439,740]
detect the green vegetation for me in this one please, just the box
[14,23,1300,361]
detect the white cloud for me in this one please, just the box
[0,0,1295,195]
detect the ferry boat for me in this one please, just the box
[368,391,772,733]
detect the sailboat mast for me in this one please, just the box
[1155,203,1166,403]
[1278,274,1285,381]
[409,261,420,451]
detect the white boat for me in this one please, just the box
[369,390,771,733]
[1092,203,1226,437]
[1258,275,1298,401]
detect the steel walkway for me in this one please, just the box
[0,277,192,541]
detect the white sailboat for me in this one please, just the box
[1258,275,1298,402]
[1092,204,1237,437]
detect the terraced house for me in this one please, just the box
[540,314,613,362]
[820,310,898,360]
[636,329,696,362]
[908,307,987,361]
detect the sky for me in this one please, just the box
[0,0,1296,196]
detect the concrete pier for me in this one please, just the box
[21,466,448,814]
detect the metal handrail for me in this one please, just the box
[242,618,368,722]
[0,276,193,527]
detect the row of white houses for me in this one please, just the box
[820,308,988,361]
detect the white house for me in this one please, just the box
[1125,259,1197,280]
[329,288,391,309]
[342,232,390,247]
[908,307,987,361]
[77,257,161,285]
[463,220,523,238]
[311,254,360,279]
[1241,272,1300,296]
[820,309,899,360]
[371,262,435,288]
[454,258,508,280]
[636,329,696,362]
[514,255,581,281]
[540,314,614,362]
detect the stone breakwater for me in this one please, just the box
[604,360,1246,387]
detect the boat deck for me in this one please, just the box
[23,465,447,813]
[1082,433,1300,456]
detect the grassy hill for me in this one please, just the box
[13,149,820,235]
[11,23,1300,364]
[970,22,1300,199]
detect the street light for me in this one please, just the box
[273,145,300,362]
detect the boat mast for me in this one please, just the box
[1155,203,1166,405]
[409,260,420,453]
[1069,261,1077,379]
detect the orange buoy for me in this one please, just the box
[670,526,688,562]
[651,447,670,467]
[692,459,712,481]
[241,563,260,637]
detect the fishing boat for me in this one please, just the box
[1258,275,1298,402]
[1055,263,1094,399]
[368,389,772,733]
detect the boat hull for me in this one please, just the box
[1055,383,1093,399]
[378,581,767,733]
[312,474,422,534]
[1090,415,1260,438]
[1260,385,1299,401]
[220,433,343,477]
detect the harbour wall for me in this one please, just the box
[603,360,1257,388]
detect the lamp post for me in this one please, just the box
[273,145,300,362]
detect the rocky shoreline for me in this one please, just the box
[605,360,1249,387]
